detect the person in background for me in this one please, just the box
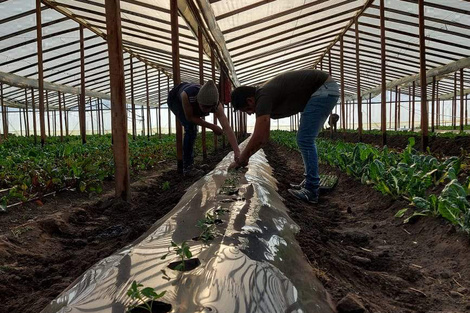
[229,70,339,203]
[168,80,240,176]
[329,113,339,132]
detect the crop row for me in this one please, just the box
[0,134,220,210]
[271,130,470,233]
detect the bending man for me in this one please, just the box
[168,80,240,176]
[229,70,339,203]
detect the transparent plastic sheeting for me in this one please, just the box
[41,144,335,313]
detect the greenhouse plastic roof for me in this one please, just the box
[0,0,469,112]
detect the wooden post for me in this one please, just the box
[62,93,67,136]
[167,76,171,135]
[198,27,207,160]
[46,90,51,137]
[388,89,392,129]
[105,0,131,201]
[465,93,468,125]
[408,86,411,129]
[79,25,87,144]
[369,93,372,130]
[398,88,401,129]
[170,0,183,172]
[460,68,464,132]
[145,64,151,139]
[431,76,436,132]
[100,99,105,134]
[90,97,94,135]
[419,0,428,149]
[141,105,145,136]
[210,47,218,151]
[97,98,101,135]
[36,0,46,146]
[380,0,387,146]
[0,83,6,139]
[130,57,136,140]
[412,81,415,131]
[158,71,162,138]
[19,108,23,137]
[31,88,37,143]
[57,92,63,141]
[25,89,30,137]
[53,110,56,136]
[340,36,345,132]
[65,108,69,137]
[453,72,457,129]
[436,81,440,129]
[355,19,363,141]
[394,86,398,131]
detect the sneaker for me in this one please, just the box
[183,168,205,177]
[289,178,306,190]
[288,187,319,204]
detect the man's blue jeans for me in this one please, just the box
[168,99,198,172]
[297,81,340,192]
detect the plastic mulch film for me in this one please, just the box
[41,143,335,313]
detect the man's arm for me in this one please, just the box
[215,104,241,159]
[181,91,222,133]
[231,114,270,168]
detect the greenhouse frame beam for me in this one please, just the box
[0,71,147,108]
[198,27,207,160]
[105,0,130,202]
[42,0,173,78]
[79,25,87,144]
[36,0,47,146]
[344,57,470,102]
[315,0,374,68]
[171,0,183,172]
[419,0,428,150]
[380,0,386,146]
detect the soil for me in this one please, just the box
[319,131,470,157]
[264,142,470,313]
[0,148,231,313]
[2,139,470,313]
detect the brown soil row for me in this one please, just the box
[264,142,470,313]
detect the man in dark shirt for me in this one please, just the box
[168,80,240,176]
[229,70,339,203]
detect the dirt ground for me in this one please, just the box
[319,131,470,157]
[264,142,470,313]
[2,141,470,313]
[0,148,230,313]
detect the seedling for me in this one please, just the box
[126,281,166,313]
[196,219,216,245]
[161,241,192,271]
[161,181,170,191]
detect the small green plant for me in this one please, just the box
[126,281,166,313]
[196,219,216,244]
[161,241,192,271]
[161,181,170,191]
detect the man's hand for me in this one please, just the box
[212,125,223,136]
[228,157,248,170]
[234,149,241,163]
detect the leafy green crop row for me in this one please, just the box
[0,133,221,210]
[323,128,470,138]
[271,130,470,233]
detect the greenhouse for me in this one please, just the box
[0,0,469,312]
